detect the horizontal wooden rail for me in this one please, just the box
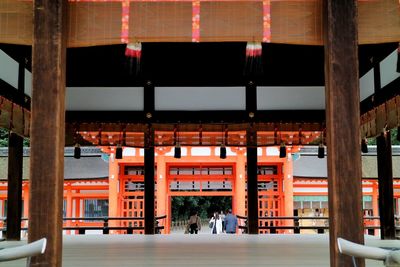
[0,216,167,235]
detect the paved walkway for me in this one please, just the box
[1,235,399,267]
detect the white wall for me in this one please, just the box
[155,87,246,110]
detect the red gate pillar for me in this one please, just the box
[156,148,167,233]
[235,149,246,218]
[283,156,294,232]
[108,153,119,232]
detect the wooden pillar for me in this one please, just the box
[65,185,72,235]
[283,157,294,232]
[247,127,258,234]
[23,183,29,218]
[6,133,23,240]
[377,131,396,239]
[372,182,379,236]
[29,0,67,266]
[144,126,155,234]
[23,183,29,235]
[156,149,166,232]
[235,150,246,217]
[324,0,364,266]
[108,153,119,232]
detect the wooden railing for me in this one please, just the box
[237,215,384,234]
[0,215,167,235]
[170,218,209,232]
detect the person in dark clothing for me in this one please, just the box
[188,211,201,234]
[224,209,238,234]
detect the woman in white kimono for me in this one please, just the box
[209,212,223,234]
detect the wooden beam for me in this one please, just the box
[66,110,325,125]
[144,125,155,234]
[29,0,67,266]
[360,76,400,115]
[0,79,30,110]
[373,59,381,93]
[323,0,364,266]
[246,127,258,234]
[6,133,23,240]
[377,131,396,239]
[144,81,155,120]
[246,81,257,117]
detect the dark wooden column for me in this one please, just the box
[6,53,26,241]
[247,127,258,234]
[377,131,396,239]
[29,0,67,266]
[144,80,155,117]
[6,133,23,240]
[246,80,258,234]
[144,125,155,234]
[246,81,257,115]
[324,0,364,266]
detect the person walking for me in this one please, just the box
[188,211,201,234]
[209,212,223,234]
[220,211,226,233]
[224,209,238,234]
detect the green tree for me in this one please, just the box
[0,128,30,147]
[171,196,232,221]
[367,128,400,145]
[0,128,9,147]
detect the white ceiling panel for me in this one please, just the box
[380,49,400,88]
[0,50,18,89]
[257,86,325,110]
[360,69,374,101]
[155,87,246,110]
[66,87,143,111]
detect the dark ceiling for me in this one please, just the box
[0,42,398,87]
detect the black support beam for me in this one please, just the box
[246,127,258,234]
[377,131,396,239]
[6,133,23,240]
[246,81,257,116]
[144,125,155,235]
[144,80,155,120]
[66,110,325,125]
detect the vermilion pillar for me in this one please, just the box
[283,155,294,232]
[65,184,72,235]
[235,149,246,218]
[156,149,167,232]
[372,182,379,236]
[108,153,119,231]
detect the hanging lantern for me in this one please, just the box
[174,143,181,159]
[74,144,81,159]
[125,42,142,75]
[361,138,368,153]
[318,143,325,159]
[244,42,263,77]
[279,142,286,158]
[116,144,123,159]
[220,144,227,159]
